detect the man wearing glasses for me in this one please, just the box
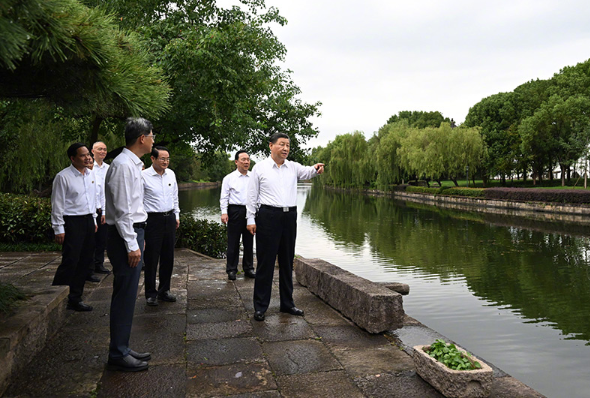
[104,118,154,372]
[142,146,180,306]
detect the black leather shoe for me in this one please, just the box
[67,301,93,311]
[244,270,256,278]
[129,349,151,361]
[107,355,148,372]
[158,291,176,302]
[228,271,237,281]
[146,297,158,306]
[253,311,265,321]
[95,264,111,274]
[86,274,100,283]
[280,307,304,316]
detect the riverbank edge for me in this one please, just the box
[1,251,543,397]
[323,185,590,225]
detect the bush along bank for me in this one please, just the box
[0,193,228,259]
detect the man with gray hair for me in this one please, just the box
[105,118,154,372]
[91,141,110,276]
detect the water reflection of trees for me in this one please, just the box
[303,186,590,342]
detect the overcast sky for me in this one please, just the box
[235,0,588,149]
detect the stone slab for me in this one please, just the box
[331,345,415,377]
[250,314,316,342]
[187,337,264,366]
[295,257,404,333]
[312,325,391,349]
[186,362,276,397]
[277,371,365,398]
[354,371,443,398]
[99,364,186,398]
[263,339,342,376]
[187,320,252,340]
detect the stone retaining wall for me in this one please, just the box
[294,257,404,333]
[0,286,68,396]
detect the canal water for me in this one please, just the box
[179,183,590,398]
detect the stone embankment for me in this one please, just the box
[1,250,544,397]
[327,185,590,226]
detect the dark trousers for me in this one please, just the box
[144,212,176,299]
[107,225,144,359]
[226,204,254,274]
[94,209,108,268]
[253,206,297,313]
[52,214,95,303]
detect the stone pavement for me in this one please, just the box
[2,249,544,397]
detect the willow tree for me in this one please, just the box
[374,121,410,188]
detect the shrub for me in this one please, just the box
[176,214,227,259]
[0,193,54,244]
[406,186,445,195]
[485,188,590,204]
[443,187,485,198]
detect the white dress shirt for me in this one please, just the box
[105,148,147,252]
[94,161,109,212]
[246,157,318,224]
[51,164,98,234]
[142,166,180,220]
[220,169,251,214]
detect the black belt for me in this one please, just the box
[133,222,147,229]
[260,204,297,212]
[228,204,246,208]
[148,210,175,217]
[64,214,93,219]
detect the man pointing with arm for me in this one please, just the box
[246,133,324,321]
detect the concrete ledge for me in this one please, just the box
[0,285,69,396]
[294,257,405,333]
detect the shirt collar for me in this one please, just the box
[122,147,144,166]
[68,164,90,176]
[146,165,166,176]
[269,156,289,169]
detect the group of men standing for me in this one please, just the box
[50,119,323,373]
[221,133,324,322]
[51,118,179,372]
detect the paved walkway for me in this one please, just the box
[2,249,544,397]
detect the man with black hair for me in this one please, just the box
[142,145,180,306]
[220,150,255,281]
[246,133,324,321]
[51,143,98,311]
[105,117,154,372]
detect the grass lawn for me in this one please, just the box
[430,179,590,190]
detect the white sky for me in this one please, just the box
[221,1,590,149]
[264,0,590,149]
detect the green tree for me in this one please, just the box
[373,121,409,188]
[0,0,171,142]
[94,0,321,160]
[387,110,451,129]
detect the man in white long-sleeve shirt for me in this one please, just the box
[220,150,255,281]
[142,145,180,306]
[51,143,98,311]
[104,118,154,372]
[91,141,110,276]
[246,133,324,321]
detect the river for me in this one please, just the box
[179,183,590,398]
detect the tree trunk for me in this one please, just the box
[89,115,103,145]
[501,174,506,186]
[451,177,459,187]
[561,163,566,187]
